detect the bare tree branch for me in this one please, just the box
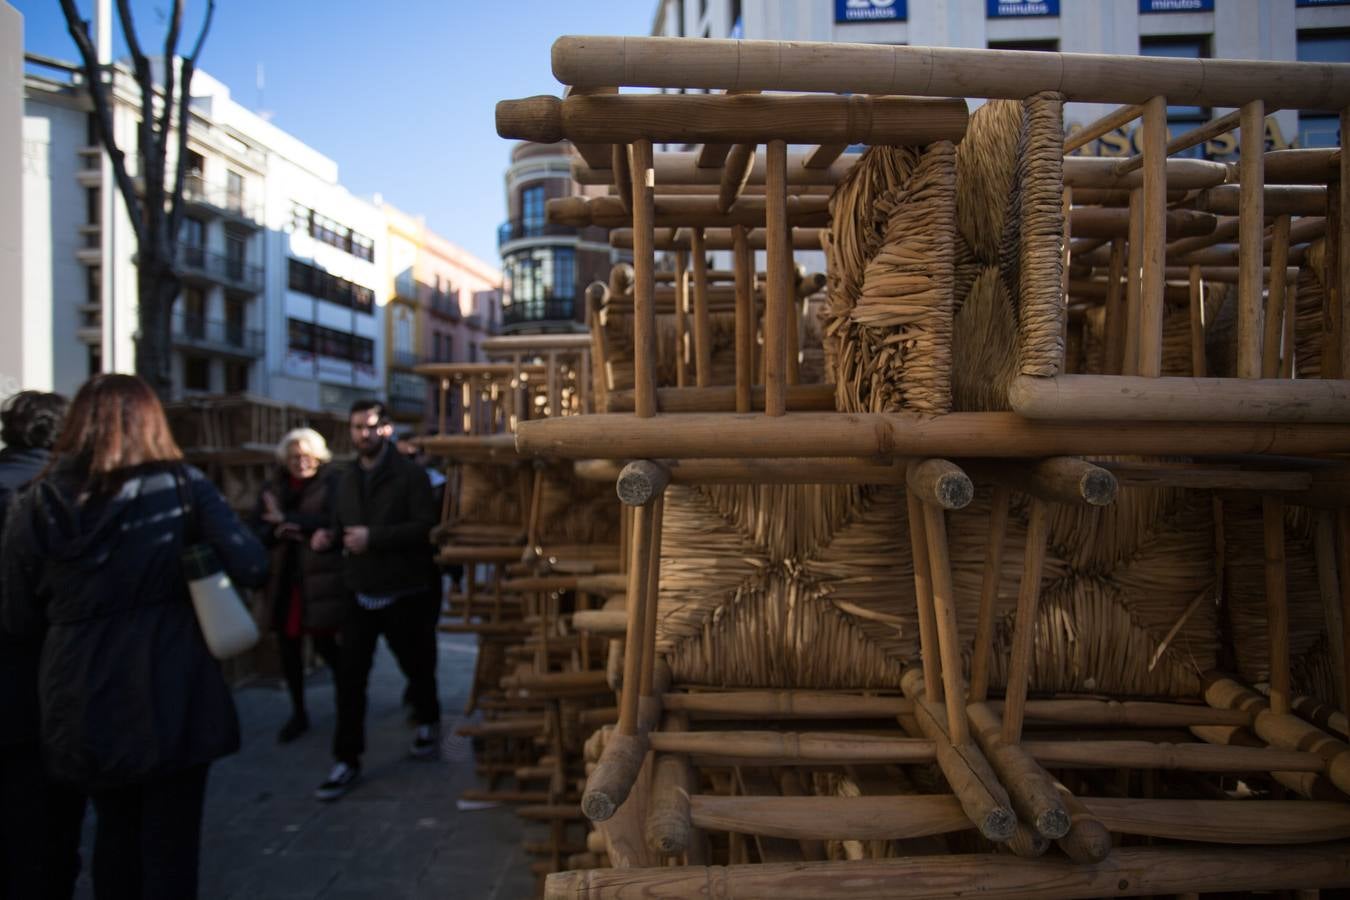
[56,0,144,239]
[157,0,183,261]
[115,0,163,251]
[168,0,215,248]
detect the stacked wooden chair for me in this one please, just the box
[415,339,622,885]
[493,35,1350,898]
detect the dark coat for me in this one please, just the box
[253,465,348,632]
[0,462,267,788]
[0,446,52,748]
[329,446,438,597]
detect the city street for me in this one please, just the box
[72,634,535,900]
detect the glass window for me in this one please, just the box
[225,361,248,394]
[183,287,205,338]
[1140,36,1209,124]
[354,337,374,365]
[521,185,546,234]
[291,202,311,234]
[288,318,314,353]
[183,355,210,392]
[181,217,205,249]
[1298,31,1350,147]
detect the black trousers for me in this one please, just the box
[333,590,440,764]
[88,763,209,900]
[278,632,341,716]
[0,742,85,900]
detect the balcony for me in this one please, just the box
[181,173,264,227]
[176,243,265,294]
[497,218,578,249]
[501,296,577,331]
[428,291,460,321]
[172,317,265,358]
[389,349,427,369]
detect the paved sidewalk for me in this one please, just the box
[73,633,536,900]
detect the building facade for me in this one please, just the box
[498,141,619,333]
[653,0,1350,152]
[18,55,498,416]
[382,202,502,429]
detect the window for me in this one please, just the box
[224,295,245,346]
[287,258,375,314]
[186,150,205,178]
[317,326,352,360]
[730,0,742,35]
[224,361,249,394]
[1140,36,1210,158]
[288,318,315,354]
[520,185,546,235]
[354,336,374,366]
[988,39,1058,51]
[504,246,576,320]
[86,187,100,226]
[224,228,247,281]
[1298,31,1350,147]
[290,201,375,262]
[181,217,205,249]
[699,0,706,19]
[225,170,243,212]
[183,287,206,338]
[395,312,413,359]
[183,356,210,392]
[86,266,100,306]
[87,344,101,378]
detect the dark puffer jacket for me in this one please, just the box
[253,464,349,632]
[329,446,439,597]
[0,462,267,788]
[0,446,52,748]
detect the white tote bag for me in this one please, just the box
[175,470,260,660]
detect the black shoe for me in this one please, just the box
[409,723,440,760]
[315,761,360,801]
[277,712,310,744]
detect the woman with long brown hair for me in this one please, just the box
[0,374,266,900]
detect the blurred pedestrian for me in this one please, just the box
[1,375,266,900]
[253,428,347,743]
[311,401,440,801]
[0,390,84,900]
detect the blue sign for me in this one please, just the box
[1297,0,1350,6]
[987,0,1059,15]
[1140,0,1213,11]
[835,0,906,23]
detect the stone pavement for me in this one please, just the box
[72,633,537,900]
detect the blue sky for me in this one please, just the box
[14,0,654,267]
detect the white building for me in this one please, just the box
[653,0,1350,153]
[19,59,389,412]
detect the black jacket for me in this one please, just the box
[1,462,267,788]
[0,446,51,747]
[252,465,348,632]
[329,446,438,597]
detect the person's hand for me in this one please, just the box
[260,490,285,525]
[342,526,370,555]
[310,528,333,552]
[275,522,303,542]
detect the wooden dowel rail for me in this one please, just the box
[901,670,1016,843]
[1022,738,1324,773]
[577,151,858,188]
[967,703,1071,839]
[499,92,969,146]
[1065,156,1227,190]
[550,35,1350,109]
[576,457,910,486]
[1071,206,1216,240]
[1197,184,1327,218]
[1009,373,1350,424]
[545,843,1350,899]
[1001,498,1050,744]
[549,194,830,229]
[1205,675,1350,796]
[649,730,934,763]
[610,225,822,250]
[514,411,1350,460]
[969,487,1010,703]
[605,383,836,414]
[662,690,910,719]
[963,457,1117,507]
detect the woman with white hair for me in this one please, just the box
[252,427,348,743]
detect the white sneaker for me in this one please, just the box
[315,761,360,801]
[409,723,440,760]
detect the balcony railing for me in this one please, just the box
[172,316,265,356]
[181,173,264,224]
[176,243,265,293]
[501,297,576,329]
[390,349,427,368]
[497,219,578,247]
